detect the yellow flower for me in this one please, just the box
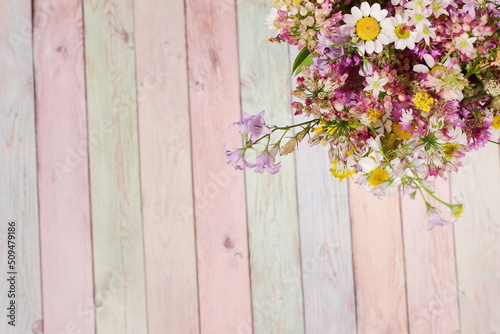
[330,161,356,181]
[412,92,435,112]
[450,204,463,218]
[492,115,500,129]
[392,123,412,140]
[443,143,459,159]
[368,168,390,187]
[366,108,384,123]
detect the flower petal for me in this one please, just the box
[413,64,430,73]
[360,2,370,16]
[351,6,363,20]
[365,40,375,54]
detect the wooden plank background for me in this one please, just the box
[0,0,499,333]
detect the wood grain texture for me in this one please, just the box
[349,182,408,334]
[33,1,95,333]
[134,0,200,332]
[295,142,357,334]
[237,1,305,333]
[185,0,253,333]
[401,180,460,334]
[452,144,500,334]
[83,1,147,332]
[288,42,357,334]
[0,1,43,333]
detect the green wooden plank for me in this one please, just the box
[83,1,147,332]
[237,1,305,332]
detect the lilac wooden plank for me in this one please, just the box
[83,0,148,332]
[453,144,500,333]
[349,182,409,333]
[134,0,200,332]
[33,1,95,333]
[0,1,43,333]
[401,180,460,333]
[186,0,253,332]
[237,1,305,332]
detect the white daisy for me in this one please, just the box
[413,53,445,73]
[388,14,418,50]
[341,2,393,54]
[364,71,389,97]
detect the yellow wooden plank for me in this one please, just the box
[83,1,147,332]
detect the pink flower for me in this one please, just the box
[233,111,272,143]
[223,145,255,170]
[427,207,447,230]
[254,148,281,175]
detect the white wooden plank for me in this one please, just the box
[453,143,500,333]
[0,1,43,333]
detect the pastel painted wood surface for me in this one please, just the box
[0,1,43,333]
[401,180,460,334]
[452,144,500,334]
[186,0,253,332]
[237,0,305,333]
[134,0,200,332]
[289,40,356,334]
[349,182,409,334]
[295,142,357,334]
[83,1,147,332]
[33,1,95,333]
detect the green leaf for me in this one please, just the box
[292,47,311,75]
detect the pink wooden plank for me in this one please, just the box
[185,0,253,332]
[0,1,43,333]
[33,1,95,333]
[401,180,460,333]
[349,182,409,333]
[134,0,200,332]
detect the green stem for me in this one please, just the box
[422,186,451,208]
[489,140,500,145]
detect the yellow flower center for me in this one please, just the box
[368,168,390,187]
[356,17,381,41]
[443,143,459,158]
[395,24,411,39]
[412,92,435,112]
[429,65,446,75]
[367,108,384,123]
[392,123,413,140]
[492,115,500,129]
[451,204,464,218]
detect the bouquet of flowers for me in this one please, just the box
[225,0,500,228]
